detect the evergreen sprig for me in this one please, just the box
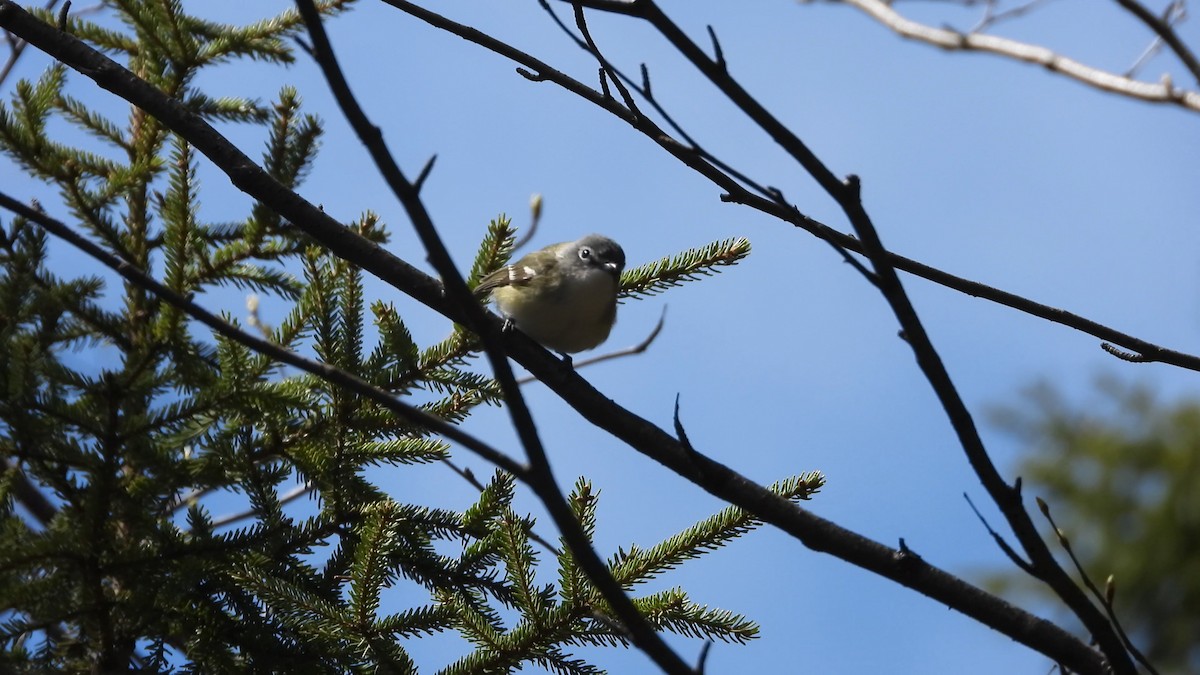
[619,236,751,300]
[467,215,517,288]
[436,475,823,670]
[610,473,824,585]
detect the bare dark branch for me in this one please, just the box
[1114,0,1200,86]
[0,0,59,87]
[0,4,1121,670]
[292,2,692,670]
[441,0,1200,377]
[705,25,725,70]
[837,170,1134,673]
[54,0,68,31]
[964,492,1037,576]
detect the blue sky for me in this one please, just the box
[5,1,1199,672]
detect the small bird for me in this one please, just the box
[474,234,625,354]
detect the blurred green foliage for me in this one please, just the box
[989,376,1200,674]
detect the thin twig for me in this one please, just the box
[969,0,1054,34]
[380,4,1108,670]
[830,0,1200,111]
[210,480,313,529]
[513,0,1200,373]
[694,640,713,674]
[1114,0,1200,86]
[0,0,58,87]
[705,25,725,70]
[517,305,666,383]
[837,171,1133,674]
[54,0,68,31]
[536,0,780,203]
[546,1,1131,667]
[964,492,1037,576]
[672,393,696,454]
[0,6,1115,669]
[291,2,693,671]
[1036,498,1161,674]
[1126,31,1167,79]
[511,192,543,252]
[571,1,642,117]
[440,456,563,555]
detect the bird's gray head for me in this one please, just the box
[570,234,625,278]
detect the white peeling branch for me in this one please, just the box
[827,0,1200,113]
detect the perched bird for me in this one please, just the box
[474,234,625,354]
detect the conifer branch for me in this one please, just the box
[0,193,531,481]
[466,216,517,288]
[619,236,750,300]
[611,473,824,586]
[633,588,758,644]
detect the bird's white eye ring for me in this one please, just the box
[578,247,592,260]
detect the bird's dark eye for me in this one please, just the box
[578,247,592,260]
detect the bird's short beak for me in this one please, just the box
[604,262,619,274]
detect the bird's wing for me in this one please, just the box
[473,255,558,297]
